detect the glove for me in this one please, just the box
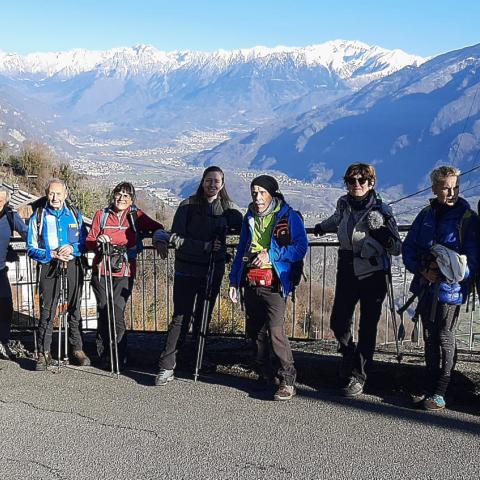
[153,229,171,244]
[369,226,394,248]
[313,223,325,237]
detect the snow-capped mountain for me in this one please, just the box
[197,43,480,194]
[0,40,424,145]
[0,40,424,81]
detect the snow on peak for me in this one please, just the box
[0,40,426,82]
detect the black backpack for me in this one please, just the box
[4,206,20,263]
[273,208,306,300]
[31,196,82,238]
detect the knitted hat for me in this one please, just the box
[250,175,279,197]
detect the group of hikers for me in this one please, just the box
[0,162,477,410]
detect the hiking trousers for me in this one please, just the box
[91,274,134,365]
[330,257,387,384]
[38,259,84,354]
[0,268,13,343]
[158,271,223,370]
[420,302,459,397]
[244,284,296,385]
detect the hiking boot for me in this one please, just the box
[342,376,364,397]
[411,392,426,407]
[99,355,125,372]
[423,394,446,411]
[273,382,296,401]
[0,341,11,360]
[99,355,111,371]
[155,369,175,386]
[72,350,91,367]
[201,358,217,374]
[35,352,52,371]
[253,374,277,392]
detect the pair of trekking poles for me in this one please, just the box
[193,242,217,383]
[194,226,227,382]
[100,242,121,378]
[386,270,440,364]
[97,229,220,382]
[55,261,69,372]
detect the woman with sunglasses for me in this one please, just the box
[313,163,401,397]
[155,166,242,386]
[86,182,167,371]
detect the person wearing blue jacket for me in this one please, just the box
[27,179,89,370]
[0,187,28,359]
[229,175,308,401]
[402,166,479,411]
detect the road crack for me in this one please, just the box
[2,457,66,479]
[0,398,161,440]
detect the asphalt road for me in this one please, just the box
[0,357,479,480]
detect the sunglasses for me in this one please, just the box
[345,176,368,186]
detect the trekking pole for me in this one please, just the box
[101,249,115,376]
[385,270,402,363]
[397,269,408,342]
[429,281,440,324]
[62,263,69,364]
[56,262,68,372]
[101,243,119,378]
[105,248,120,378]
[57,266,63,373]
[194,243,217,383]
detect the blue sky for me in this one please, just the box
[1,0,478,57]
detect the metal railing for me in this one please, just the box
[8,236,480,352]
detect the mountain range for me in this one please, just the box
[2,39,479,206]
[196,43,480,193]
[0,40,424,151]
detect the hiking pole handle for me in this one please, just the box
[397,293,417,315]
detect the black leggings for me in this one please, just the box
[158,271,223,370]
[420,302,459,397]
[329,258,387,383]
[91,275,134,363]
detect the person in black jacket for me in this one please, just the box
[0,187,28,359]
[155,166,241,385]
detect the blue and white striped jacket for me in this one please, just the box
[27,204,87,264]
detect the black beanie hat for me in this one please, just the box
[250,175,279,197]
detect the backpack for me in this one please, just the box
[99,204,144,259]
[32,197,82,238]
[273,208,306,300]
[4,206,20,263]
[31,196,86,270]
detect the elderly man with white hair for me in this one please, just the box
[27,179,89,370]
[0,186,28,359]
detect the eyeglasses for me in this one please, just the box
[114,192,132,199]
[345,176,368,186]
